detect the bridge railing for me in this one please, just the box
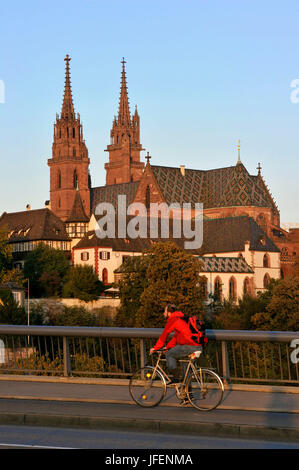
[0,325,298,385]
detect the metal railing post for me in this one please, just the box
[221,340,230,383]
[140,339,146,369]
[63,336,71,377]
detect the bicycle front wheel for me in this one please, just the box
[186,368,224,411]
[129,366,167,408]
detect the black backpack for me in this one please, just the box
[182,315,208,347]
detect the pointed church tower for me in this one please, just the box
[48,55,91,221]
[105,58,145,185]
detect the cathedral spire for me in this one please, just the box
[118,58,131,126]
[61,54,75,119]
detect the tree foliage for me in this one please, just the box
[63,265,105,302]
[0,288,26,324]
[23,243,70,297]
[116,241,206,328]
[251,276,299,331]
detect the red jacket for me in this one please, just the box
[153,311,200,351]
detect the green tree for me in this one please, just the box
[212,279,278,330]
[63,265,105,302]
[23,243,70,297]
[0,288,26,324]
[251,276,299,331]
[116,241,205,328]
[116,256,149,327]
[0,227,13,282]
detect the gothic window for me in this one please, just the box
[58,197,61,208]
[243,277,251,296]
[214,277,222,301]
[145,185,150,210]
[102,268,108,284]
[57,170,61,189]
[201,276,208,300]
[229,277,237,301]
[263,273,271,288]
[73,147,76,157]
[263,253,270,268]
[73,169,78,189]
[73,127,75,138]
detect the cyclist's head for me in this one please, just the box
[164,304,177,316]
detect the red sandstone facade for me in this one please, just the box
[104,58,144,185]
[48,55,90,221]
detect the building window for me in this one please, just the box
[73,147,76,157]
[263,253,270,268]
[229,277,237,301]
[145,185,150,210]
[99,251,110,260]
[81,252,89,262]
[57,170,61,189]
[73,169,78,189]
[102,268,108,284]
[243,277,251,296]
[263,273,271,288]
[201,276,208,300]
[214,277,222,301]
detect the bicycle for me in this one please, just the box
[129,349,224,411]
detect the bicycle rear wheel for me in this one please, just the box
[129,366,166,407]
[186,368,224,411]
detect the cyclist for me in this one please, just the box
[149,304,202,388]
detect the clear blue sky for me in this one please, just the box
[0,0,299,228]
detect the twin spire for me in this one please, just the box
[118,57,131,126]
[61,54,75,119]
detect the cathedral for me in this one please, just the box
[1,54,298,300]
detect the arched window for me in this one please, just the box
[57,170,61,189]
[145,185,150,210]
[73,147,76,157]
[263,253,270,268]
[214,277,222,301]
[243,277,251,296]
[229,277,237,301]
[263,273,271,288]
[58,197,61,208]
[200,276,208,300]
[73,127,75,138]
[102,268,108,285]
[73,169,78,189]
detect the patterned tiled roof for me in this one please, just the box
[198,256,254,273]
[150,163,277,210]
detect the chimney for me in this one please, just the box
[26,204,31,211]
[180,165,185,176]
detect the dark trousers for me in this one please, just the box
[165,345,202,381]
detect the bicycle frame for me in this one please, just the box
[151,351,201,390]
